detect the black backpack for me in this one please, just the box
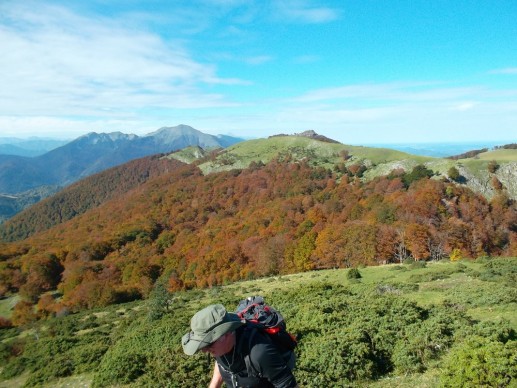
[236,296,297,353]
[216,296,297,387]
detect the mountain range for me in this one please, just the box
[1,126,516,227]
[0,137,69,157]
[0,125,242,194]
[2,131,516,242]
[0,125,243,222]
[0,132,515,312]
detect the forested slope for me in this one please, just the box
[0,155,185,241]
[0,158,515,317]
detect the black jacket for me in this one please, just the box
[216,325,297,388]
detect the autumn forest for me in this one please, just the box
[1,154,516,325]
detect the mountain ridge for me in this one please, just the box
[0,125,242,194]
[1,129,516,226]
[0,125,244,221]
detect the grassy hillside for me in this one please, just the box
[196,136,427,174]
[167,146,210,164]
[1,257,515,387]
[473,148,517,161]
[169,135,517,200]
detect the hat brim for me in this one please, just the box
[182,320,244,355]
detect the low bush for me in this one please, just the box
[408,272,450,283]
[347,268,362,279]
[447,281,516,308]
[409,261,427,270]
[389,265,407,271]
[441,336,517,387]
[376,283,419,295]
[24,353,74,387]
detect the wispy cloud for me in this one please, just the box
[293,55,320,64]
[490,67,517,74]
[244,55,274,65]
[274,0,339,23]
[451,102,479,111]
[292,82,489,104]
[0,2,244,118]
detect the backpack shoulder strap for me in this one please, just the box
[241,326,262,378]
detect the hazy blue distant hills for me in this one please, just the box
[0,137,69,157]
[364,141,514,158]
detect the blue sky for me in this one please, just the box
[0,0,516,144]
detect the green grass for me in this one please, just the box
[1,257,515,387]
[0,296,19,319]
[165,146,209,164]
[215,259,517,326]
[365,368,441,388]
[197,136,425,175]
[474,149,517,161]
[0,372,29,388]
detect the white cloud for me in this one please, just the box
[292,82,484,104]
[274,1,339,23]
[293,55,320,64]
[0,2,245,119]
[490,67,517,75]
[452,102,478,111]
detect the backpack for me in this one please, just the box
[236,296,297,352]
[216,296,297,387]
[236,295,297,354]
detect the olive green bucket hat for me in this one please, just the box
[182,304,244,355]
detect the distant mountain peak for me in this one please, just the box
[146,124,200,137]
[269,130,340,144]
[77,132,136,144]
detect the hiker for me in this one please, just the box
[182,304,298,388]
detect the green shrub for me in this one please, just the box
[409,272,450,283]
[24,353,74,387]
[0,326,21,342]
[134,348,210,387]
[347,268,362,279]
[69,340,110,373]
[441,336,517,387]
[389,265,407,271]
[0,355,29,380]
[0,342,9,363]
[409,260,427,270]
[454,263,467,271]
[464,268,480,278]
[447,281,516,307]
[2,259,516,387]
[76,315,99,330]
[92,312,191,387]
[455,319,516,344]
[93,351,147,387]
[376,283,419,295]
[393,304,469,375]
